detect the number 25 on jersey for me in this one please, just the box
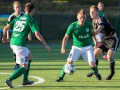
[14,21,26,32]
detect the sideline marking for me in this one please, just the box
[0,72,45,89]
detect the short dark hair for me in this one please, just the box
[25,3,35,13]
[90,5,99,11]
[77,9,86,15]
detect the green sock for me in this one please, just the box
[23,60,32,80]
[91,66,98,74]
[60,65,66,78]
[9,67,26,81]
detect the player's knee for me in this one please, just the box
[107,54,113,60]
[21,64,28,70]
[28,52,32,60]
[89,61,96,68]
[66,60,73,64]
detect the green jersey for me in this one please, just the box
[10,14,39,47]
[66,21,93,47]
[98,11,104,17]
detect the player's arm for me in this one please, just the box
[91,31,98,46]
[34,31,50,52]
[2,24,10,43]
[28,31,32,41]
[61,34,69,54]
[30,19,50,52]
[6,28,10,40]
[7,15,13,40]
[90,22,98,46]
[94,25,104,35]
[6,22,12,41]
[94,18,105,35]
[61,23,73,53]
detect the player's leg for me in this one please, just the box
[56,46,81,82]
[23,52,34,85]
[56,60,74,82]
[86,45,102,77]
[13,52,20,70]
[106,38,119,80]
[82,45,102,80]
[5,46,28,88]
[106,49,115,80]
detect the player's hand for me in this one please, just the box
[45,45,51,52]
[2,38,9,43]
[93,45,97,50]
[6,39,10,42]
[61,47,66,54]
[94,41,98,46]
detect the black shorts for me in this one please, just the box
[97,37,119,52]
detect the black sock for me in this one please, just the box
[13,53,16,62]
[16,64,20,66]
[109,59,115,73]
[95,58,98,65]
[95,58,98,72]
[13,53,19,66]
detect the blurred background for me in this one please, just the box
[0,0,120,42]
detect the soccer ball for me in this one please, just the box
[64,64,76,75]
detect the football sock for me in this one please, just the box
[91,66,98,74]
[89,59,98,73]
[23,60,32,80]
[60,65,66,78]
[109,59,115,73]
[95,58,98,65]
[13,53,19,66]
[9,67,26,81]
[13,53,16,62]
[16,64,20,66]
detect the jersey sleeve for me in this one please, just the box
[98,17,106,27]
[29,19,39,33]
[66,23,74,35]
[8,14,14,24]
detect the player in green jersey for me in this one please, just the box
[98,2,104,17]
[56,9,101,82]
[7,1,33,70]
[2,3,51,88]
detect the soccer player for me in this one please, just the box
[87,5,119,80]
[7,1,32,70]
[56,9,101,82]
[98,2,104,17]
[2,3,51,88]
[97,2,107,59]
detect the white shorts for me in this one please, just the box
[95,33,102,42]
[10,45,30,64]
[67,45,95,63]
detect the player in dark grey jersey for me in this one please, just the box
[87,5,119,80]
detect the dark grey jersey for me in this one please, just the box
[8,12,24,24]
[92,16,116,40]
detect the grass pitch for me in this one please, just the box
[0,43,120,90]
